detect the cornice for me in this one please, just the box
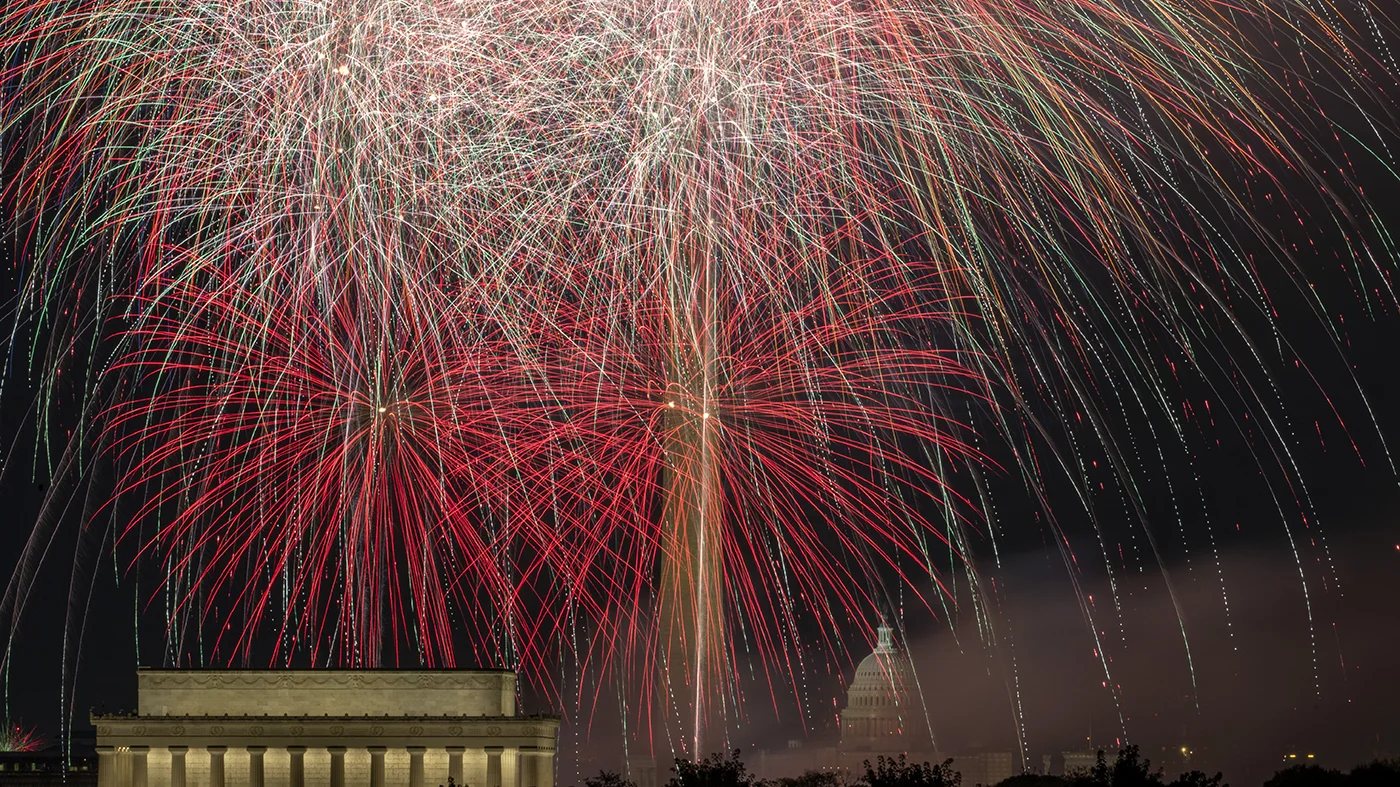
[90,715,558,749]
[137,672,515,691]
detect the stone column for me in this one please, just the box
[96,746,115,787]
[287,746,306,787]
[537,749,554,787]
[445,747,465,787]
[517,747,536,787]
[485,747,503,787]
[327,747,346,787]
[406,747,425,787]
[368,747,387,787]
[247,746,266,787]
[170,746,189,787]
[131,746,150,787]
[208,747,227,787]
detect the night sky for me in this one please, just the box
[2,2,1400,786]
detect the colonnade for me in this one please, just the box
[95,745,552,787]
[844,715,909,740]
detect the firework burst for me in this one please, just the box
[0,722,40,753]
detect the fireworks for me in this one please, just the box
[0,723,40,753]
[1,0,1396,759]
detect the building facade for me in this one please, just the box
[839,624,931,754]
[93,670,558,787]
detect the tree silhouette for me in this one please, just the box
[996,776,1069,787]
[667,751,760,787]
[1345,760,1400,787]
[1055,747,1223,787]
[1164,772,1225,787]
[1262,765,1346,787]
[862,754,961,787]
[586,772,638,787]
[1081,746,1162,787]
[770,771,846,787]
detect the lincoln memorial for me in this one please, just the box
[92,670,558,787]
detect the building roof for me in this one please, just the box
[134,667,514,674]
[849,624,916,694]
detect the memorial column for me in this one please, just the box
[537,749,554,787]
[327,747,346,787]
[287,746,306,787]
[247,746,266,787]
[169,746,188,787]
[485,747,503,787]
[445,747,465,787]
[130,746,149,787]
[207,747,226,787]
[367,746,387,787]
[95,746,114,787]
[517,747,536,787]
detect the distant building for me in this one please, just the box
[1041,750,1100,777]
[629,757,660,787]
[753,741,840,783]
[92,670,559,787]
[753,624,1015,787]
[839,624,931,757]
[0,746,97,787]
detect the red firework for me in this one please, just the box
[108,243,992,683]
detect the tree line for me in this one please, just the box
[570,746,1400,787]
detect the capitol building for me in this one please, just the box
[92,670,558,787]
[839,623,932,753]
[754,624,1014,787]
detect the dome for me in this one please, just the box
[852,626,915,686]
[840,623,931,751]
[850,624,917,692]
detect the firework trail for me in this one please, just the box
[1,0,1396,758]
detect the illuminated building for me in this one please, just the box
[92,670,559,787]
[755,624,1014,787]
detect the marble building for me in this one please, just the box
[839,623,931,754]
[93,670,558,787]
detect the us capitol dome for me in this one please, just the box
[749,622,1014,787]
[840,622,932,752]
